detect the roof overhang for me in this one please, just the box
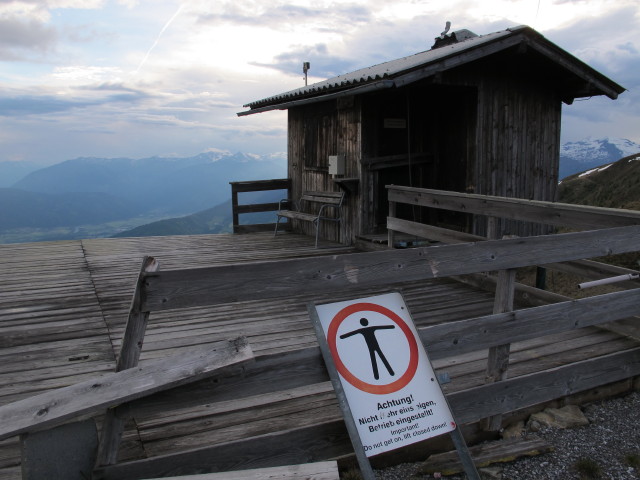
[238,26,625,116]
[237,80,394,116]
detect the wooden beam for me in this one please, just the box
[387,186,640,229]
[93,421,350,480]
[450,347,640,424]
[392,35,523,88]
[523,37,623,100]
[96,256,159,467]
[235,202,281,214]
[116,256,158,370]
[128,288,640,420]
[421,288,640,359]
[483,267,516,430]
[387,217,483,244]
[141,461,340,480]
[0,337,253,441]
[419,436,553,475]
[229,179,291,193]
[94,347,640,480]
[142,225,640,311]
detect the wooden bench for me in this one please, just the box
[274,191,345,247]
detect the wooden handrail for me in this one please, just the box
[230,179,292,233]
[386,185,640,229]
[141,225,640,311]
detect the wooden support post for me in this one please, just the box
[486,216,498,241]
[388,200,396,248]
[95,256,158,468]
[483,266,516,431]
[231,185,240,234]
[535,266,547,290]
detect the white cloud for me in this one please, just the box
[0,0,638,164]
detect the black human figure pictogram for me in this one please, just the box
[339,317,395,380]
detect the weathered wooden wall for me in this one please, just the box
[441,60,562,237]
[287,97,362,245]
[287,60,564,243]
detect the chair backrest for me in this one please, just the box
[301,191,345,206]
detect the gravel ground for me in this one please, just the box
[375,391,640,480]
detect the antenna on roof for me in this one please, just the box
[441,21,451,38]
[303,62,310,86]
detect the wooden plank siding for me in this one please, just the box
[431,66,562,237]
[283,59,564,243]
[287,98,362,245]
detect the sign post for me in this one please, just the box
[309,292,479,479]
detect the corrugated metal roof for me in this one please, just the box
[243,27,519,109]
[240,24,625,115]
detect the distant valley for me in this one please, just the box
[1,137,638,244]
[0,151,286,243]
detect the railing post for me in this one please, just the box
[483,229,517,432]
[231,184,240,234]
[94,256,158,469]
[388,199,396,248]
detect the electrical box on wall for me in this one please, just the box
[328,155,345,175]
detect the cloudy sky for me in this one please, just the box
[1,0,638,165]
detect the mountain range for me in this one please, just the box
[558,150,640,210]
[11,151,286,214]
[559,137,640,179]
[1,138,638,244]
[0,151,286,243]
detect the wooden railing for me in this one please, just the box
[27,187,630,479]
[386,185,640,410]
[92,223,640,478]
[230,178,291,233]
[386,185,640,245]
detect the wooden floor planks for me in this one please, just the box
[0,240,117,476]
[0,231,638,478]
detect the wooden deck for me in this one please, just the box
[0,231,638,478]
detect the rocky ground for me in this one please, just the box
[375,391,640,480]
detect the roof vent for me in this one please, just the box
[431,24,478,49]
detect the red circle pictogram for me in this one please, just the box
[327,302,419,394]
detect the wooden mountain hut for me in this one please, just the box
[239,25,625,244]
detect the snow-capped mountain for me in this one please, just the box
[559,137,640,179]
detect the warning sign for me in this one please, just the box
[313,292,456,457]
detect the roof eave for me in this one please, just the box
[520,35,625,100]
[237,79,395,116]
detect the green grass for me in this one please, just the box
[623,452,640,469]
[573,457,603,480]
[340,468,363,480]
